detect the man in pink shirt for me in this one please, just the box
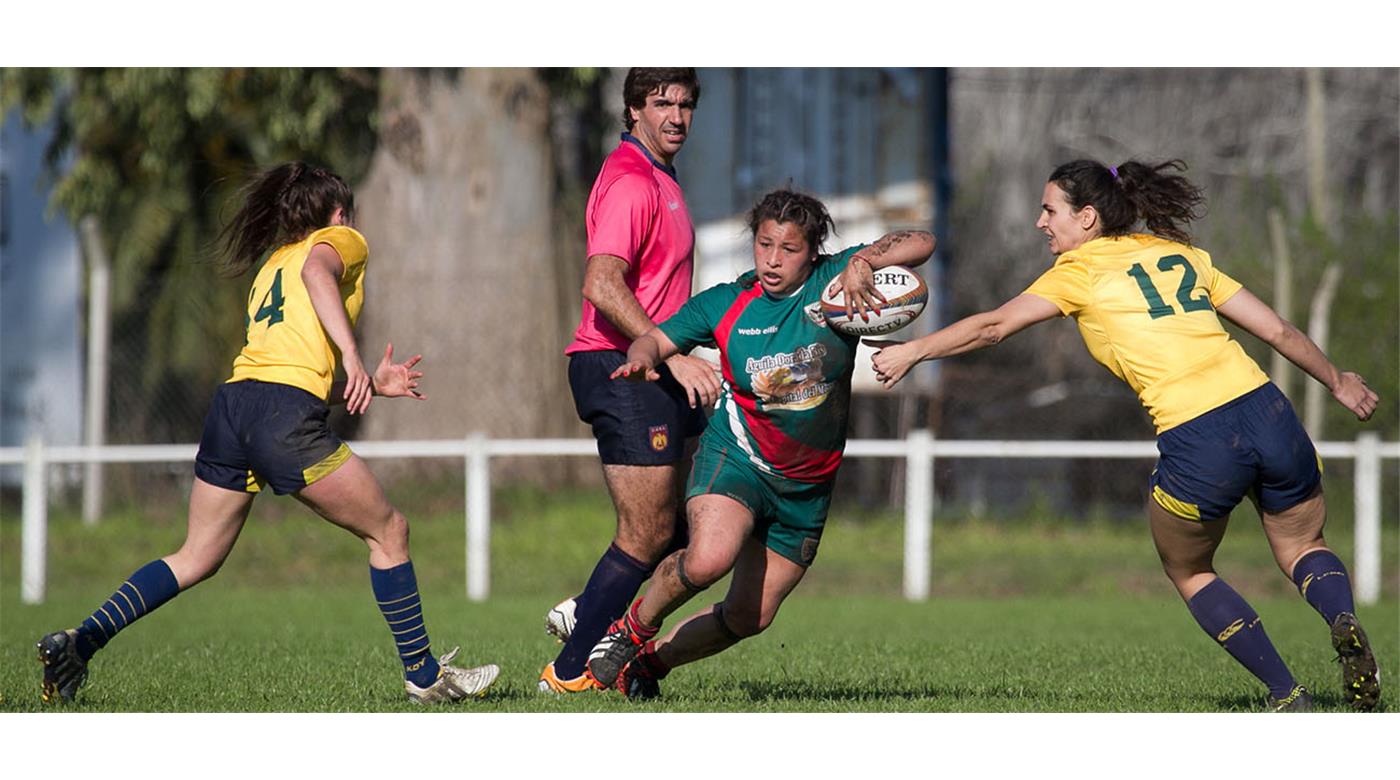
[541,68,721,694]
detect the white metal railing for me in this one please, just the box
[3,432,1394,606]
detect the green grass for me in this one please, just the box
[1,484,1395,712]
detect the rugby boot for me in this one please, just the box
[1267,684,1313,712]
[537,661,601,694]
[37,629,89,704]
[613,646,663,701]
[588,612,652,688]
[1330,612,1381,712]
[544,596,578,643]
[404,647,499,703]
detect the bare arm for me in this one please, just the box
[302,242,371,414]
[1216,287,1378,420]
[329,343,426,402]
[582,254,656,341]
[853,230,936,271]
[610,328,682,383]
[583,254,722,407]
[866,293,1062,389]
[834,231,937,319]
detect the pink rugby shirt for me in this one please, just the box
[565,135,695,355]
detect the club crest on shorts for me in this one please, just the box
[800,537,820,565]
[649,425,669,452]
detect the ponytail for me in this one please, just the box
[1049,158,1205,244]
[218,161,355,276]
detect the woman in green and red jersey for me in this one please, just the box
[585,188,935,697]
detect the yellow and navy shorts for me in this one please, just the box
[685,437,833,567]
[194,379,351,496]
[1150,382,1321,522]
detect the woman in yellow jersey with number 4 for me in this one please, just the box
[869,159,1380,712]
[37,162,499,706]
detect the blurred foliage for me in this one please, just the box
[1209,196,1400,443]
[538,67,612,200]
[0,68,380,441]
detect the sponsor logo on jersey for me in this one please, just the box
[649,425,669,452]
[747,343,833,411]
[736,325,779,336]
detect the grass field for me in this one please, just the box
[2,483,1396,713]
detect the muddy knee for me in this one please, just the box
[676,549,729,592]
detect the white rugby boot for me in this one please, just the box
[404,647,499,703]
[545,597,578,643]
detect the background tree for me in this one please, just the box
[1,67,380,445]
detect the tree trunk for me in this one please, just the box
[1267,208,1295,400]
[1303,261,1343,439]
[353,68,581,482]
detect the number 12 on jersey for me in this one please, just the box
[1126,254,1213,319]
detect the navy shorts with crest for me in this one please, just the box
[568,350,707,466]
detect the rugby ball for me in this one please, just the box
[820,265,928,336]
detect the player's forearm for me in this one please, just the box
[627,329,674,370]
[854,231,935,270]
[302,265,360,362]
[328,377,387,403]
[583,258,657,341]
[1268,321,1342,393]
[912,310,1006,361]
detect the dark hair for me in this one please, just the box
[622,68,701,131]
[218,161,355,276]
[1048,159,1205,244]
[746,188,836,253]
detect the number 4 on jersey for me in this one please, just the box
[250,268,286,327]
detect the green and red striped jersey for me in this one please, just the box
[659,245,866,483]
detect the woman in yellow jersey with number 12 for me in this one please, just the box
[37,162,499,706]
[869,159,1380,712]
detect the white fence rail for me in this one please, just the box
[3,432,1394,606]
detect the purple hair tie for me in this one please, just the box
[1109,166,1119,179]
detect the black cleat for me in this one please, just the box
[588,617,645,689]
[1330,612,1381,712]
[37,630,89,704]
[1267,685,1313,712]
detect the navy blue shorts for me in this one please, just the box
[194,380,351,496]
[569,350,707,466]
[1150,383,1321,522]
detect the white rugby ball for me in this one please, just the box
[820,265,928,336]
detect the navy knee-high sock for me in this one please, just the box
[370,561,440,688]
[1291,549,1356,625]
[1187,577,1298,698]
[573,509,684,616]
[553,543,651,679]
[73,560,181,661]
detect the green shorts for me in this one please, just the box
[686,440,834,567]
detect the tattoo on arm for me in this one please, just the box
[866,230,914,258]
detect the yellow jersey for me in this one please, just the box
[1024,234,1268,433]
[229,226,369,400]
